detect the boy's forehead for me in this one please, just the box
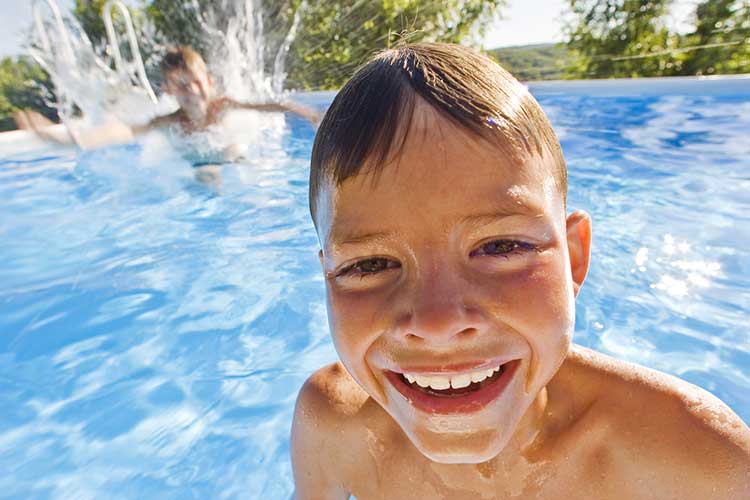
[317,109,562,246]
[321,182,548,248]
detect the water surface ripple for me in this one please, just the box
[0,92,748,498]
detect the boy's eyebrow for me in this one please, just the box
[459,199,544,226]
[456,187,544,222]
[328,230,392,247]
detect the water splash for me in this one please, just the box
[149,0,305,163]
[187,0,304,102]
[28,0,303,143]
[30,0,161,134]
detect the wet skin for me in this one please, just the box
[156,68,320,135]
[315,100,586,464]
[291,100,750,499]
[160,68,226,133]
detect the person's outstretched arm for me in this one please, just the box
[224,99,321,128]
[13,110,76,145]
[131,111,181,135]
[14,109,182,149]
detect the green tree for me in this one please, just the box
[564,0,681,78]
[488,43,574,81]
[144,0,505,89]
[284,0,505,89]
[680,0,750,75]
[0,57,57,132]
[72,0,155,69]
[73,0,110,48]
[144,0,212,55]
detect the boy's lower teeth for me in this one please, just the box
[402,366,505,397]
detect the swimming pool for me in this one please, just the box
[1,77,748,499]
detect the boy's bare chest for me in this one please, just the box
[344,425,634,500]
[349,458,546,500]
[348,455,637,500]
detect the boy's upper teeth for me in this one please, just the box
[403,365,502,390]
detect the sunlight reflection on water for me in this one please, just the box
[0,88,748,498]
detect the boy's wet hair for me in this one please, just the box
[309,42,566,223]
[159,46,208,76]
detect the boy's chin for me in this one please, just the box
[408,426,511,464]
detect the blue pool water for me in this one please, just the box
[1,80,749,498]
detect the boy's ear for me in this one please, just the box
[566,210,592,297]
[318,249,324,270]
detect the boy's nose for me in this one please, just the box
[395,269,485,346]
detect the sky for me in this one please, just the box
[1,0,700,58]
[0,0,75,58]
[483,0,570,48]
[483,0,698,48]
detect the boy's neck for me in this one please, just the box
[504,385,549,458]
[483,387,550,468]
[184,104,209,125]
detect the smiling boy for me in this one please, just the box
[291,43,750,499]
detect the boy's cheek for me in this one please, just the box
[327,290,394,368]
[475,258,572,322]
[326,286,393,334]
[475,261,575,387]
[325,288,392,399]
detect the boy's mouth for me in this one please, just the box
[385,360,520,415]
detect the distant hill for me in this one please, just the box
[487,43,574,82]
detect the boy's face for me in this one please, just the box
[315,101,591,464]
[163,67,213,116]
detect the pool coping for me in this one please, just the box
[0,125,70,157]
[296,74,750,100]
[527,74,750,96]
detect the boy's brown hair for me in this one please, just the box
[309,42,566,222]
[159,46,208,77]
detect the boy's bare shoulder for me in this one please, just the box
[563,345,750,444]
[295,362,371,419]
[291,363,381,498]
[558,345,750,498]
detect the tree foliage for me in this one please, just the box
[73,0,111,49]
[283,0,505,89]
[72,0,154,68]
[0,57,57,132]
[141,0,505,89]
[144,0,213,55]
[488,43,574,81]
[680,0,750,75]
[564,0,750,79]
[565,0,680,78]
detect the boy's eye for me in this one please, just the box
[337,258,400,277]
[470,239,536,257]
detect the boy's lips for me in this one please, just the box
[384,359,521,415]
